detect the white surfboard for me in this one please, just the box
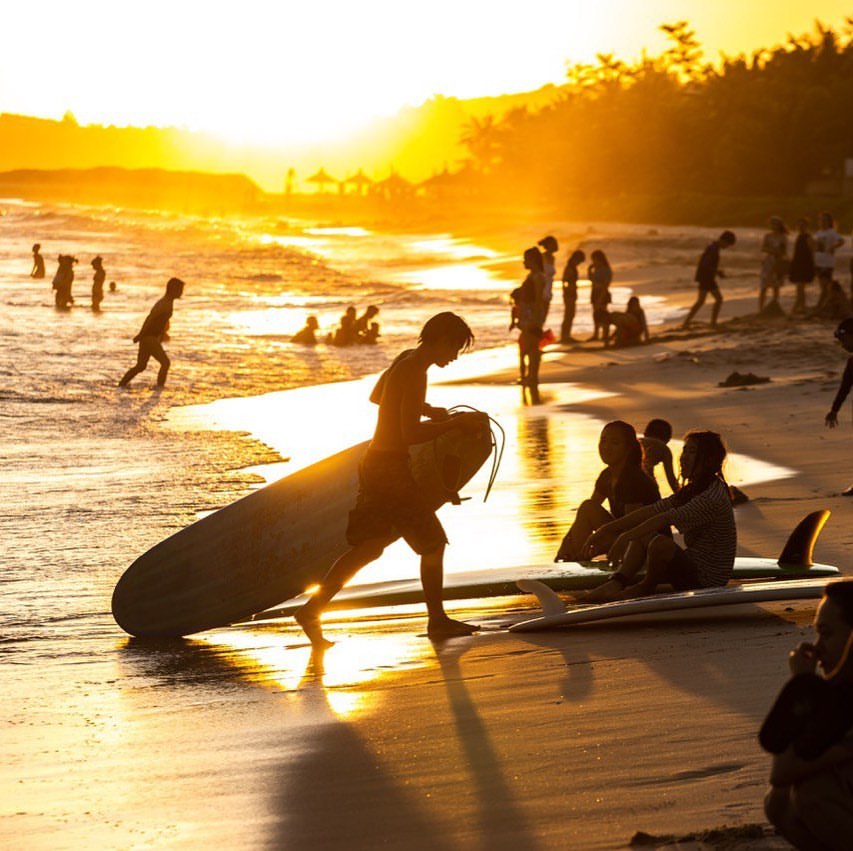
[509,576,835,632]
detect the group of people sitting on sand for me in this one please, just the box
[291,304,381,346]
[31,244,113,311]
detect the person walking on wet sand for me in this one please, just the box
[294,312,486,647]
[30,243,45,279]
[824,317,853,496]
[118,277,184,388]
[91,256,106,312]
[681,230,736,330]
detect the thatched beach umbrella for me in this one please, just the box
[343,169,374,196]
[306,168,339,193]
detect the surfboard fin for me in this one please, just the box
[517,579,567,616]
[777,509,831,567]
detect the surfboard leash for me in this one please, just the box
[447,405,505,502]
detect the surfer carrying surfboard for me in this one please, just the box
[294,312,486,646]
[762,579,853,848]
[579,430,736,602]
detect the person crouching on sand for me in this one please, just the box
[294,312,486,647]
[554,420,660,562]
[825,317,853,496]
[579,430,736,602]
[762,579,853,849]
[118,277,184,388]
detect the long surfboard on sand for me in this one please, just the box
[251,510,836,621]
[509,576,835,632]
[112,414,495,638]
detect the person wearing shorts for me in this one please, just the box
[681,230,736,330]
[294,312,485,647]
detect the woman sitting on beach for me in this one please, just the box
[555,420,660,562]
[579,430,736,603]
[606,296,649,348]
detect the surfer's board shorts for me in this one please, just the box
[346,449,447,555]
[664,545,704,591]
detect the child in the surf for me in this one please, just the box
[555,420,660,562]
[825,317,853,496]
[580,430,736,602]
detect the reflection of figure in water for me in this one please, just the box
[91,255,106,312]
[555,420,660,562]
[587,249,612,342]
[580,430,735,603]
[814,211,845,311]
[789,218,815,315]
[51,254,77,308]
[31,243,45,279]
[538,235,558,322]
[681,230,736,330]
[328,306,357,346]
[510,247,546,404]
[606,296,648,348]
[759,216,788,311]
[118,277,185,388]
[824,318,853,496]
[640,418,680,495]
[294,312,485,646]
[291,315,319,345]
[354,304,380,341]
[762,579,853,849]
[559,249,584,343]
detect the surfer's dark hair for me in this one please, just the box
[166,277,185,296]
[825,580,853,626]
[419,312,474,352]
[674,430,727,503]
[602,420,643,469]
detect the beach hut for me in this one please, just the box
[305,168,339,194]
[342,169,374,197]
[372,170,414,202]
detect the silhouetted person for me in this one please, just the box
[354,305,380,340]
[640,418,680,495]
[814,212,845,311]
[359,321,380,344]
[789,218,815,315]
[292,315,319,345]
[560,249,585,342]
[109,281,117,294]
[759,216,788,311]
[330,306,357,346]
[681,230,736,330]
[91,256,105,312]
[513,247,546,404]
[538,235,559,322]
[824,318,853,496]
[51,255,77,309]
[30,243,45,279]
[293,311,485,646]
[119,277,185,388]
[762,580,853,848]
[606,296,648,348]
[587,249,612,342]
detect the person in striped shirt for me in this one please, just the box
[580,430,736,602]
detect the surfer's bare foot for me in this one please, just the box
[294,606,334,649]
[575,579,624,604]
[427,616,477,639]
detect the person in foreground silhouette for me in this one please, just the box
[762,579,853,849]
[825,317,853,496]
[118,277,184,388]
[31,243,45,279]
[681,230,736,330]
[295,312,485,647]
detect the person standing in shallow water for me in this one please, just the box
[294,312,486,647]
[118,277,184,388]
[30,244,45,279]
[681,230,736,330]
[91,256,106,312]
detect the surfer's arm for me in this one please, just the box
[770,743,853,787]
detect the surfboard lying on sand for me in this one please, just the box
[251,510,836,621]
[509,576,835,632]
[112,413,495,638]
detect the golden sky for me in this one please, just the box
[2,0,850,146]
